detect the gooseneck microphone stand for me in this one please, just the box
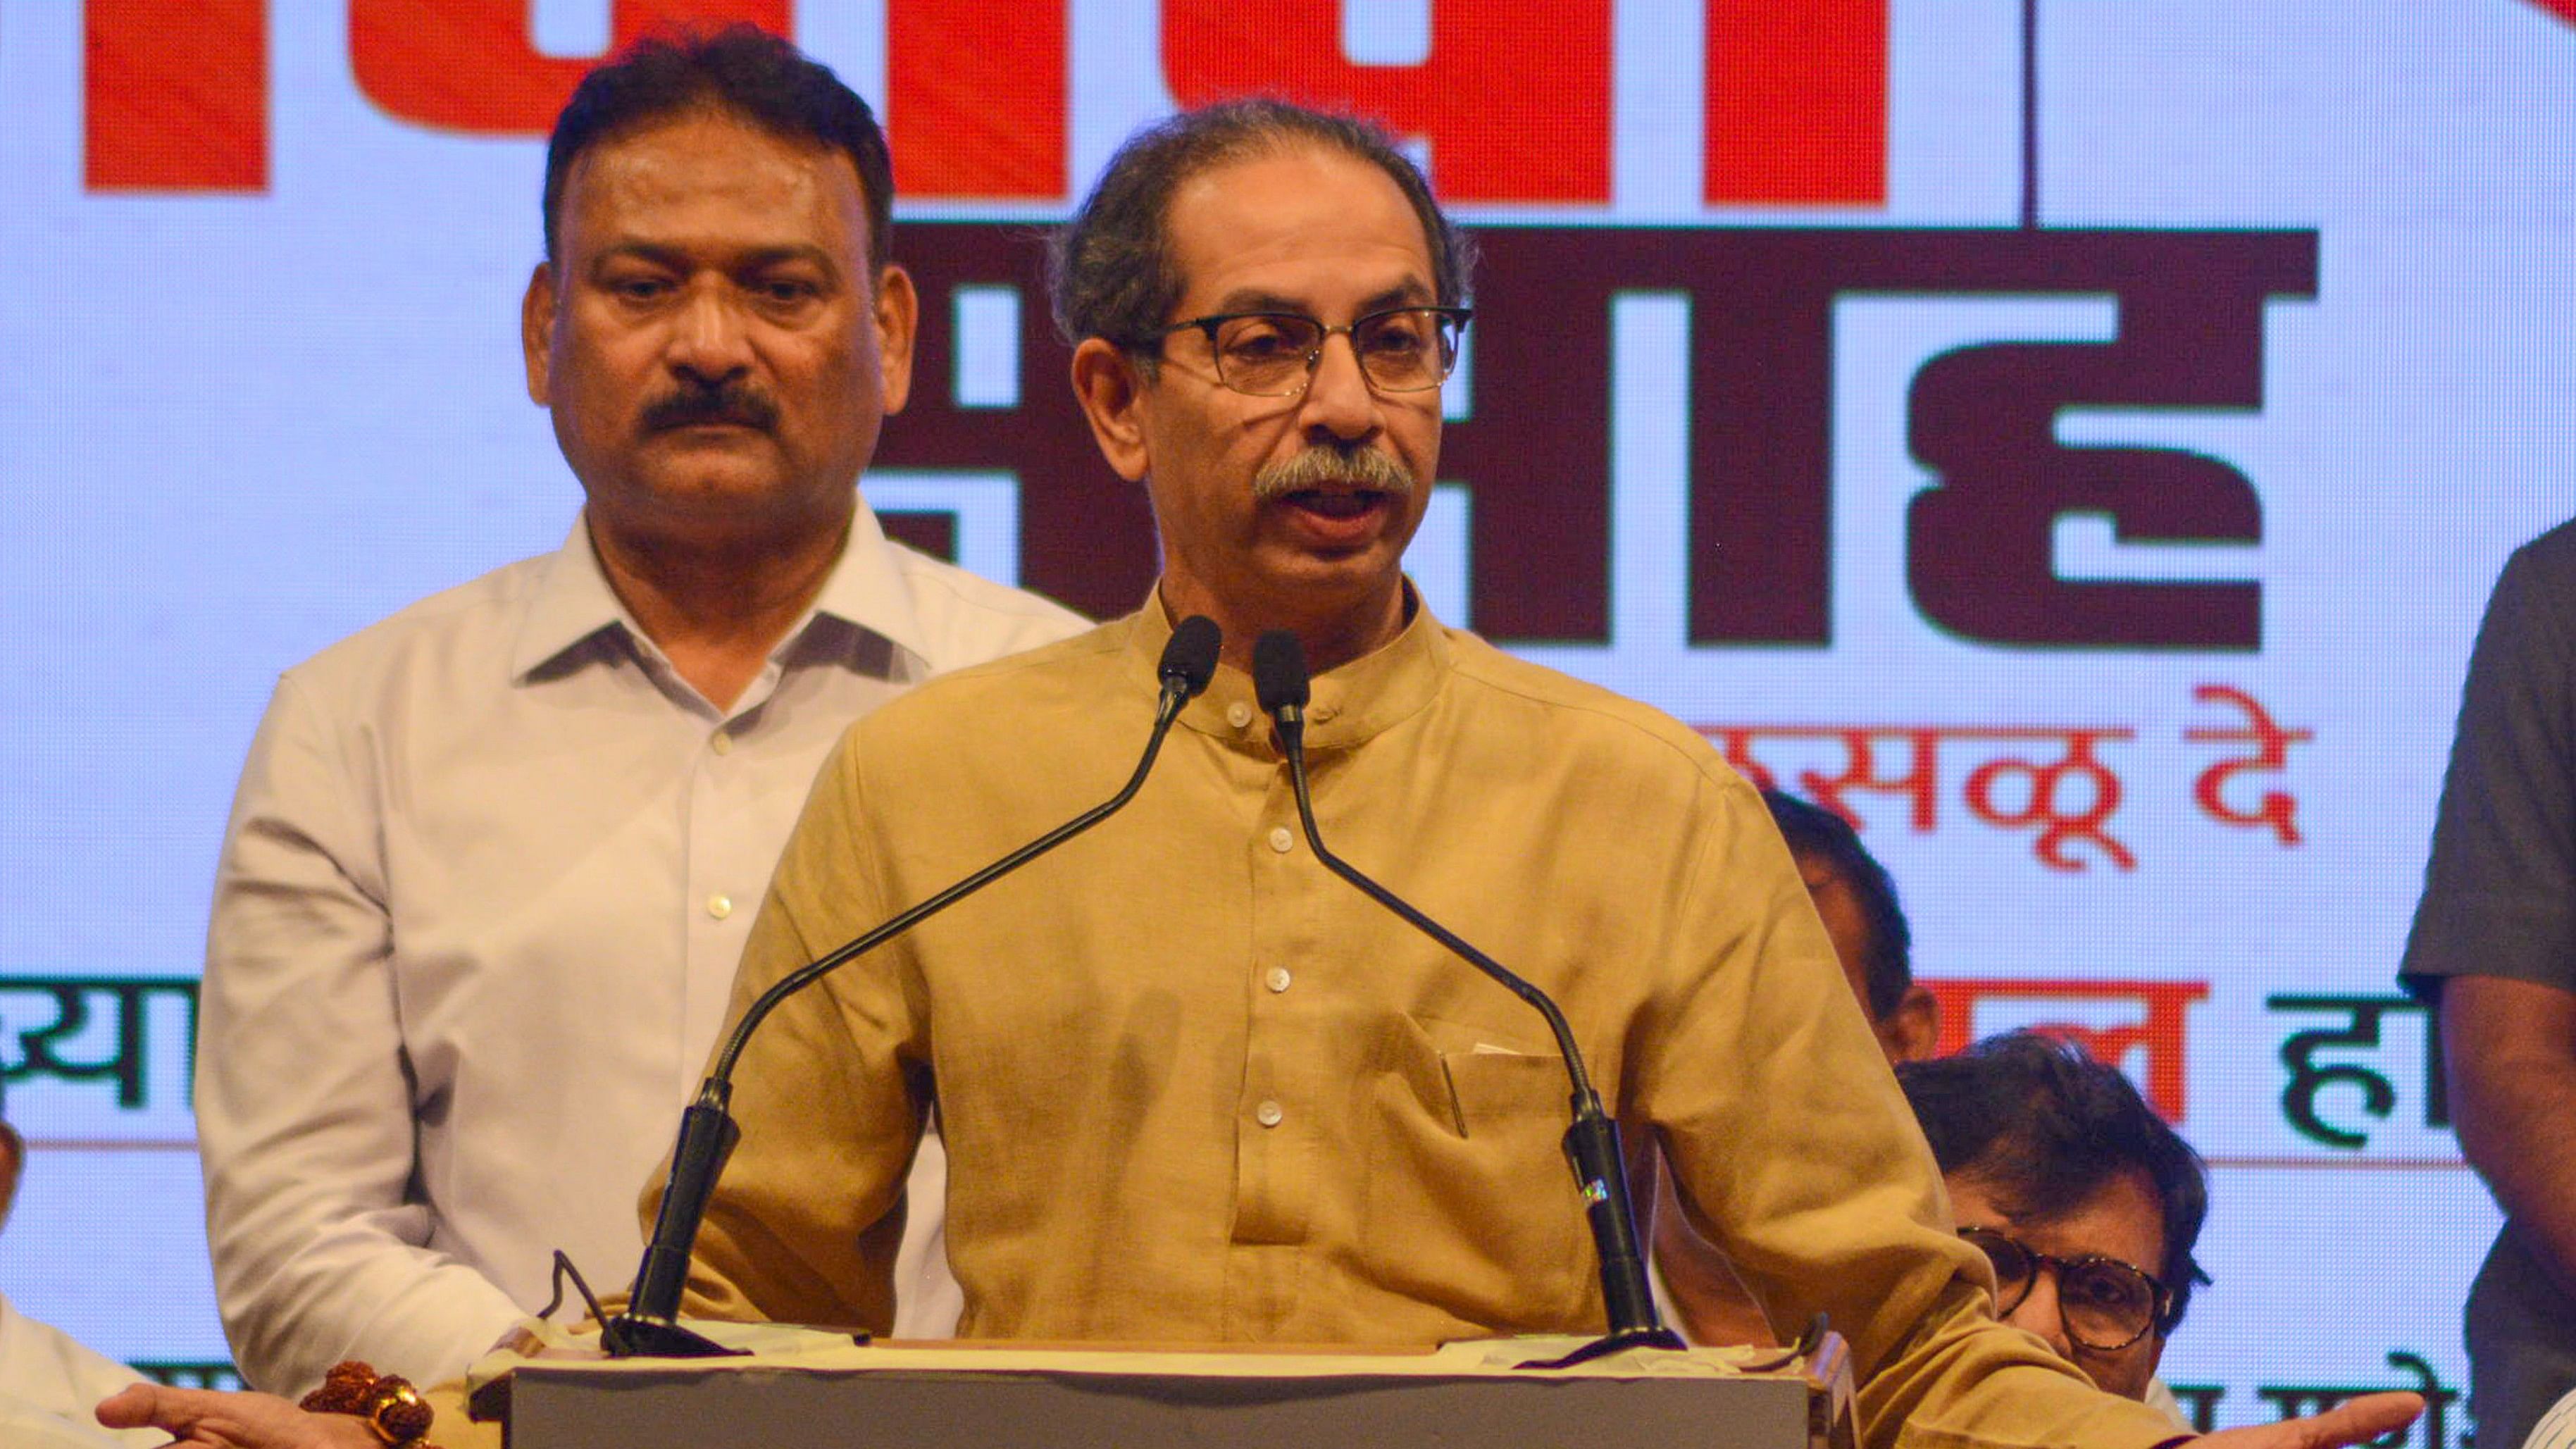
[1251,630,1684,1368]
[603,616,1224,1358]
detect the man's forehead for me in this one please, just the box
[1955,1168,2167,1262]
[561,113,868,244]
[1162,144,1436,307]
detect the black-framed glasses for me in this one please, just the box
[1960,1226,2173,1352]
[1155,306,1472,397]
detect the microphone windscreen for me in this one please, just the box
[1252,630,1311,714]
[1160,615,1223,698]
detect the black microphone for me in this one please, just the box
[1250,630,1681,1367]
[605,615,1224,1357]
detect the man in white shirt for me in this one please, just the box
[197,25,1083,1395]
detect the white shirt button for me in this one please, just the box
[1267,826,1294,854]
[1255,1100,1284,1128]
[710,730,734,756]
[1226,701,1254,729]
[706,893,734,920]
[1265,966,1292,993]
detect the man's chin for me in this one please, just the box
[587,464,850,533]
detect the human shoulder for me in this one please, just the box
[2505,515,2576,590]
[1436,626,1749,796]
[2481,520,2576,663]
[880,540,1092,671]
[275,551,560,701]
[847,614,1133,749]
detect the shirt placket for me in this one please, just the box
[1222,733,1328,1338]
[677,658,790,1104]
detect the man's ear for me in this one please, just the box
[872,263,920,416]
[1879,984,1942,1064]
[0,1122,23,1233]
[522,262,558,407]
[1070,338,1152,483]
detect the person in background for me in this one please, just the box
[1898,1031,2212,1423]
[0,1075,159,1448]
[2396,521,2576,1449]
[1648,788,1937,1344]
[2522,1383,2576,1449]
[194,25,1083,1397]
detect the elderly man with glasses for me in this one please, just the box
[1898,1030,2214,1415]
[654,97,2415,1449]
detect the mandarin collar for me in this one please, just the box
[1121,586,1448,757]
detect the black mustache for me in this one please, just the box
[642,383,780,433]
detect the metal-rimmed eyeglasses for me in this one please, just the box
[1960,1226,2174,1351]
[1153,306,1472,397]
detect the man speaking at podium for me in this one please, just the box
[666,101,2415,1449]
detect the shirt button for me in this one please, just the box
[1265,966,1292,994]
[706,893,734,920]
[1267,826,1294,854]
[710,730,734,756]
[1226,701,1254,729]
[1255,1100,1285,1128]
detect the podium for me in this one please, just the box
[469,1326,1854,1449]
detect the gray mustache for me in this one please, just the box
[1252,446,1416,502]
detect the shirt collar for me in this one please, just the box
[1124,583,1449,757]
[509,493,931,683]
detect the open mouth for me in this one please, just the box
[1283,487,1390,519]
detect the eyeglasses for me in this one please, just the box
[1960,1226,2173,1352]
[1154,306,1472,397]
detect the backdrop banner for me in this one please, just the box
[4,3,2570,1428]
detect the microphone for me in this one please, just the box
[606,615,1224,1357]
[1250,630,1681,1367]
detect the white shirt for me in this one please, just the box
[199,503,1087,1395]
[0,1289,154,1447]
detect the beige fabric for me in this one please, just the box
[670,600,2186,1449]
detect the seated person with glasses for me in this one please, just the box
[1896,1030,2211,1422]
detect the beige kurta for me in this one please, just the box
[668,599,2186,1449]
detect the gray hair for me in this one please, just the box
[1047,99,1475,363]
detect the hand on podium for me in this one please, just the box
[94,1382,379,1448]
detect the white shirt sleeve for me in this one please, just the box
[0,1292,158,1447]
[197,677,521,1395]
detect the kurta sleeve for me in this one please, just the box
[1638,776,2186,1449]
[665,727,931,1333]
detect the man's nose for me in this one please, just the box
[1296,331,1382,442]
[668,281,755,383]
[2004,1268,2076,1360]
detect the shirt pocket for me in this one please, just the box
[1360,1016,1590,1330]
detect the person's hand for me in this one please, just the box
[2195,1392,2423,1449]
[94,1383,382,1449]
